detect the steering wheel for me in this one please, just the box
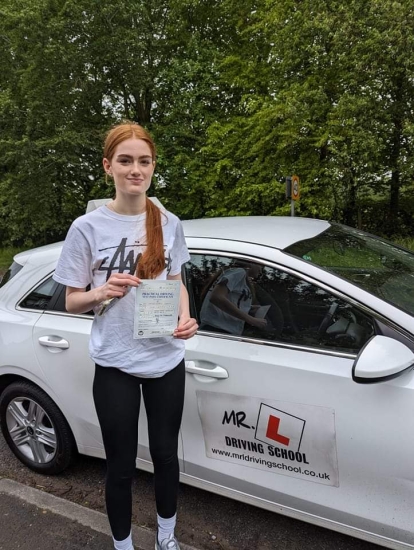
[318,302,339,336]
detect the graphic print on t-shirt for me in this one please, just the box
[237,287,252,308]
[98,237,172,280]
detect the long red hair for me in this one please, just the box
[104,122,165,279]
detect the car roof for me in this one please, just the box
[182,216,330,249]
[13,216,330,267]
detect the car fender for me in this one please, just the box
[0,365,82,452]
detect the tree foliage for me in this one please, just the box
[0,0,413,246]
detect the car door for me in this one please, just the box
[27,281,100,454]
[180,250,414,546]
[28,278,184,470]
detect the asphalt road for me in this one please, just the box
[0,434,384,550]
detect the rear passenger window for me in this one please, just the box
[19,277,60,311]
[0,261,23,288]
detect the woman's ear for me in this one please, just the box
[103,158,111,175]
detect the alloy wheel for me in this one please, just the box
[6,397,57,464]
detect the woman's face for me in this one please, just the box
[103,138,155,198]
[246,263,263,281]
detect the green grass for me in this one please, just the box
[0,247,25,272]
[393,236,414,252]
[303,235,414,269]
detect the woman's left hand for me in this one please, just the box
[174,317,199,339]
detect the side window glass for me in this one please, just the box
[19,277,60,311]
[0,261,23,288]
[50,284,67,313]
[185,255,234,324]
[185,254,375,353]
[50,283,94,316]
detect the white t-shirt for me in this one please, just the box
[53,205,190,377]
[200,268,252,335]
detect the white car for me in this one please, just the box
[1,215,414,550]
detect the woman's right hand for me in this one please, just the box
[95,273,141,303]
[247,315,268,329]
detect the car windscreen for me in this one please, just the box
[0,261,23,288]
[285,223,414,317]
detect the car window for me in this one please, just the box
[0,261,24,288]
[19,277,61,311]
[18,275,94,316]
[285,223,414,317]
[185,254,375,354]
[49,281,93,315]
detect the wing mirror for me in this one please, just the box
[353,335,414,383]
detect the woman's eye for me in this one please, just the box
[140,160,151,166]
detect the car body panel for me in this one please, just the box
[1,216,414,549]
[182,312,414,548]
[183,216,331,249]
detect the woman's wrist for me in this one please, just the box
[90,287,103,306]
[179,311,191,321]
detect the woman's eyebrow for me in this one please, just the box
[116,154,152,159]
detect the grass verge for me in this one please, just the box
[0,248,25,272]
[393,237,414,252]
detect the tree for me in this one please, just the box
[190,0,414,233]
[0,0,413,244]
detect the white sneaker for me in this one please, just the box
[155,533,181,550]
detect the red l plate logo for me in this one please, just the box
[266,415,290,446]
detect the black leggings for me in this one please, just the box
[93,360,185,541]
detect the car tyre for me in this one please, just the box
[0,381,75,474]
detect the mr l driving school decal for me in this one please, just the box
[197,391,339,486]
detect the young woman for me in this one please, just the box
[53,122,198,550]
[200,260,267,335]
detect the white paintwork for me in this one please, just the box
[86,198,112,212]
[1,215,414,550]
[183,216,330,249]
[354,335,414,380]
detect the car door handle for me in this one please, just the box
[185,361,228,379]
[38,336,70,349]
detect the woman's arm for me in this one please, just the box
[210,282,267,328]
[66,273,140,314]
[167,273,198,339]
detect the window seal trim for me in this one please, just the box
[37,309,93,320]
[197,328,357,359]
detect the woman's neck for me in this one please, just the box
[109,195,147,216]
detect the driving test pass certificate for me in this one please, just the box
[133,280,180,339]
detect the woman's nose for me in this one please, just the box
[131,162,142,173]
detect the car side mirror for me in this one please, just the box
[352,335,414,384]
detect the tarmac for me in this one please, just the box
[0,479,199,550]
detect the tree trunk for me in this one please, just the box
[387,75,404,235]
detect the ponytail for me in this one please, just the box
[136,198,165,279]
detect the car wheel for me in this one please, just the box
[0,381,75,474]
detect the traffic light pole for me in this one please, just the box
[286,175,300,216]
[285,176,295,216]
